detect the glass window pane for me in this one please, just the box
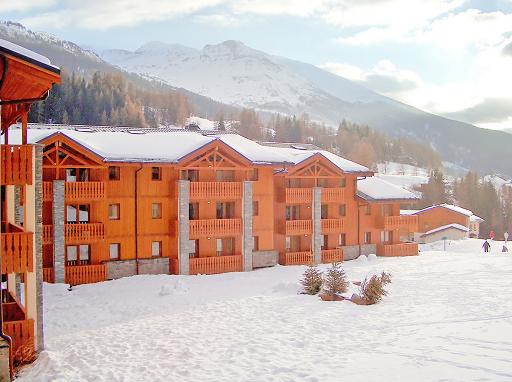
[79,245,89,260]
[151,241,161,257]
[66,205,77,223]
[67,246,77,261]
[109,243,119,259]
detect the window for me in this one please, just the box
[109,166,120,181]
[151,167,162,181]
[321,204,328,219]
[109,204,120,220]
[65,168,89,182]
[216,202,235,219]
[286,236,301,252]
[66,204,89,223]
[253,236,259,251]
[285,205,300,220]
[66,244,90,265]
[285,178,300,188]
[285,236,291,251]
[181,169,199,182]
[151,241,162,257]
[364,232,372,244]
[216,238,223,256]
[318,178,327,188]
[339,204,346,217]
[109,243,120,260]
[253,201,259,216]
[189,203,199,220]
[249,168,259,181]
[381,204,393,216]
[339,178,346,188]
[152,203,162,219]
[338,233,346,247]
[65,168,76,182]
[216,170,235,182]
[364,204,371,216]
[189,240,199,258]
[321,235,328,250]
[380,231,391,244]
[66,245,77,264]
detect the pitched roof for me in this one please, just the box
[356,176,419,201]
[412,204,474,217]
[422,223,469,236]
[0,38,60,74]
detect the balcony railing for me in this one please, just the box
[377,215,419,231]
[65,264,107,285]
[189,218,242,239]
[189,255,243,275]
[376,243,419,257]
[279,251,314,266]
[65,223,105,243]
[3,319,35,363]
[321,248,343,263]
[1,145,33,186]
[190,182,242,200]
[43,267,55,283]
[321,188,345,203]
[285,220,312,235]
[285,188,312,204]
[43,182,53,201]
[1,223,34,274]
[43,224,53,245]
[65,181,105,200]
[321,218,345,234]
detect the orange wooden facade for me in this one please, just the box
[415,206,470,233]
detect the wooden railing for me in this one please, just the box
[1,145,33,185]
[65,223,104,243]
[376,243,419,257]
[43,267,55,283]
[377,215,419,231]
[43,224,53,245]
[1,228,34,274]
[321,219,345,234]
[189,219,242,239]
[43,181,53,201]
[3,319,35,363]
[321,249,344,264]
[285,220,312,235]
[65,264,107,285]
[190,182,242,200]
[321,188,345,203]
[65,181,105,200]
[189,255,243,275]
[279,251,314,266]
[285,188,312,204]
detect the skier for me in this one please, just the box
[489,230,495,240]
[483,239,491,253]
[502,245,508,253]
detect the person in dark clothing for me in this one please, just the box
[502,245,509,253]
[483,239,491,253]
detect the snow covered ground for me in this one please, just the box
[17,239,512,381]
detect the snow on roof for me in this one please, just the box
[186,116,215,131]
[0,38,59,73]
[357,177,418,201]
[401,209,419,215]
[413,204,474,217]
[422,223,469,236]
[470,215,484,222]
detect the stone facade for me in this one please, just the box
[242,181,254,272]
[106,257,170,279]
[52,180,65,284]
[105,260,137,279]
[138,257,170,275]
[34,144,44,352]
[252,250,278,268]
[342,244,377,260]
[177,180,191,275]
[312,187,322,265]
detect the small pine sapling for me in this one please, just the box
[301,265,323,295]
[322,262,349,298]
[360,271,392,305]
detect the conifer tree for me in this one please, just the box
[322,262,349,297]
[301,265,323,295]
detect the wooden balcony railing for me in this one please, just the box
[285,188,312,204]
[189,255,243,275]
[321,218,345,234]
[377,215,419,231]
[189,219,242,239]
[1,145,33,186]
[285,220,312,235]
[3,319,35,363]
[190,182,242,200]
[43,224,53,245]
[1,224,34,274]
[65,264,107,285]
[43,181,53,201]
[321,188,345,203]
[376,243,419,257]
[65,223,105,243]
[43,267,55,283]
[279,251,314,266]
[65,181,105,200]
[321,248,344,263]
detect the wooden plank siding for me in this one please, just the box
[0,145,33,185]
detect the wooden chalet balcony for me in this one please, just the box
[43,181,106,201]
[43,224,53,245]
[189,218,242,239]
[43,267,54,283]
[189,255,243,275]
[1,223,34,274]
[43,182,53,201]
[376,243,419,257]
[65,223,105,243]
[285,219,312,235]
[321,188,345,203]
[1,145,33,186]
[279,251,314,266]
[377,215,419,231]
[321,248,343,263]
[189,182,242,200]
[65,264,107,285]
[285,188,312,204]
[321,218,345,234]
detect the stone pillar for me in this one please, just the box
[242,181,254,272]
[0,339,9,382]
[14,185,22,225]
[177,180,190,275]
[312,187,322,265]
[52,180,65,284]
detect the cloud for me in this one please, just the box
[0,0,56,12]
[444,98,512,124]
[194,13,241,27]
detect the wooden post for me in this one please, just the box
[21,104,29,145]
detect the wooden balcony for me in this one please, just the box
[376,243,419,257]
[189,218,242,239]
[65,264,107,285]
[1,145,33,185]
[377,215,419,231]
[1,223,34,274]
[43,181,106,201]
[43,224,53,245]
[3,319,35,364]
[43,182,53,201]
[43,267,54,283]
[65,223,105,243]
[321,188,345,203]
[279,251,314,266]
[321,218,345,234]
[321,248,343,263]
[190,182,242,200]
[285,188,312,204]
[189,255,243,275]
[285,219,312,235]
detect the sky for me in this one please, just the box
[2,0,512,130]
